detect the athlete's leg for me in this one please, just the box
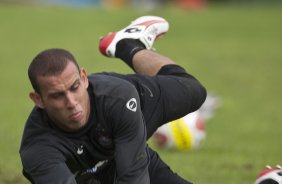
[132,49,176,76]
[132,50,206,136]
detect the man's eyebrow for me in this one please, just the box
[71,78,81,86]
[48,90,64,95]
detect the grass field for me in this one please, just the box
[0,3,281,184]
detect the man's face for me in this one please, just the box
[30,62,90,132]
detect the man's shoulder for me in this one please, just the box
[20,108,56,151]
[23,107,50,132]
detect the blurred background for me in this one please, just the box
[0,0,281,184]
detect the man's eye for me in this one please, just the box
[51,93,63,98]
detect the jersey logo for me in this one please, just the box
[126,98,137,112]
[77,145,84,155]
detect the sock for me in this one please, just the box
[115,39,146,69]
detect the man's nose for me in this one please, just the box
[66,93,77,109]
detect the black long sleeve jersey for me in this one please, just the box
[20,73,149,184]
[20,66,207,184]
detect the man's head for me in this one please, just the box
[28,48,90,132]
[28,48,80,94]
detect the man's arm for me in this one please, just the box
[20,145,77,184]
[108,84,150,184]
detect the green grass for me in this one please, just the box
[0,3,281,184]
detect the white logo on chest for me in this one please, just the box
[126,98,137,112]
[77,145,84,155]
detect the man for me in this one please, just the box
[20,16,207,184]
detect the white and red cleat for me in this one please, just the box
[255,165,282,184]
[99,16,169,57]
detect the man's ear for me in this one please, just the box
[29,92,44,109]
[80,68,89,88]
